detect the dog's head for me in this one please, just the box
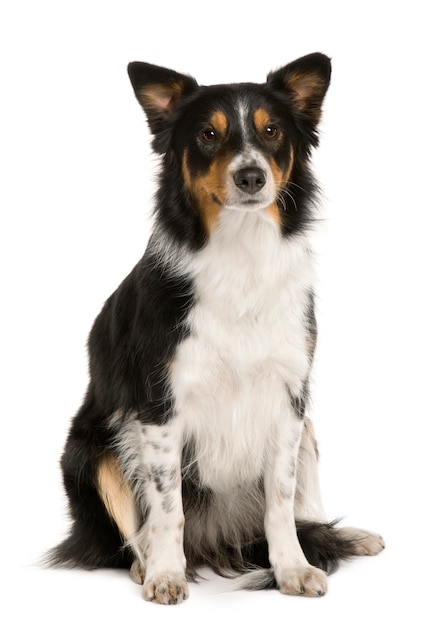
[128,54,331,237]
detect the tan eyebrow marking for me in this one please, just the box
[253,107,271,132]
[209,111,228,137]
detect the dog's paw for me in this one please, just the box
[142,572,189,605]
[355,531,385,556]
[340,527,386,556]
[129,559,145,585]
[277,565,327,597]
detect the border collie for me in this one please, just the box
[49,53,384,604]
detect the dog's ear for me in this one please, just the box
[127,62,198,135]
[267,53,331,125]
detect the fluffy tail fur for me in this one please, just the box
[297,519,359,574]
[233,520,362,591]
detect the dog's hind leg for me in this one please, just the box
[97,453,151,583]
[96,453,152,587]
[96,453,138,542]
[294,418,385,570]
[48,396,136,570]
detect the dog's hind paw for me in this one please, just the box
[339,527,386,556]
[142,572,189,605]
[129,559,145,585]
[277,565,327,597]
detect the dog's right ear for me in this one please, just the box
[127,62,198,135]
[267,53,331,127]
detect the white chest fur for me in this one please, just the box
[169,210,315,492]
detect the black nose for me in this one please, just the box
[233,167,266,195]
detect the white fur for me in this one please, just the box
[170,208,315,493]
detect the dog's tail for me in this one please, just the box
[44,523,132,570]
[297,519,360,574]
[232,520,361,591]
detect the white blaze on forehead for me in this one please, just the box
[233,95,274,176]
[237,97,250,141]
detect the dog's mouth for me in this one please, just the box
[224,186,277,213]
[224,198,270,212]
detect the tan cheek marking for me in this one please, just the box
[272,146,295,188]
[267,147,294,225]
[267,203,281,225]
[182,149,230,235]
[182,149,193,190]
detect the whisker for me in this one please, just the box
[276,185,298,213]
[277,190,287,212]
[285,180,307,194]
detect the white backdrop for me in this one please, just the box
[1,1,440,624]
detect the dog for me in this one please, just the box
[48,53,384,604]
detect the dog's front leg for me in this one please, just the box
[264,415,327,597]
[133,421,188,604]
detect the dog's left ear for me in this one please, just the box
[267,53,331,125]
[127,62,198,135]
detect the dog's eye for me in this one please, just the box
[265,125,279,139]
[200,129,218,144]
